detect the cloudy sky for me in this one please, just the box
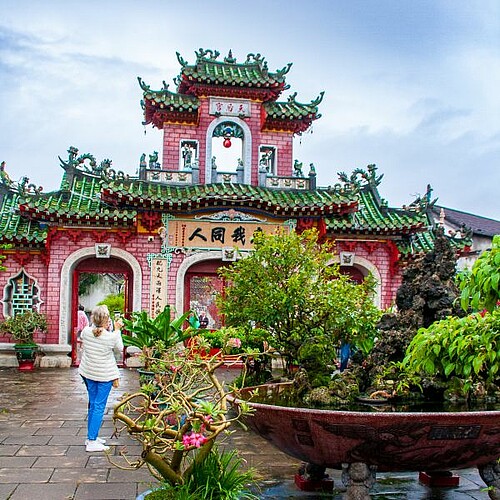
[1,0,499,219]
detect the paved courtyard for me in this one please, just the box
[0,367,492,499]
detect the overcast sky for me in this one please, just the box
[1,0,499,220]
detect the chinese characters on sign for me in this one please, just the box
[209,97,250,117]
[150,258,168,317]
[167,219,287,250]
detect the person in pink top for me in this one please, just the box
[77,305,89,335]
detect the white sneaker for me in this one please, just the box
[85,437,106,445]
[86,440,110,452]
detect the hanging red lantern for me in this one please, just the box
[223,137,232,148]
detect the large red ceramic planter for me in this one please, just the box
[229,382,500,473]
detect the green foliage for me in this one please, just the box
[121,305,193,350]
[97,293,125,315]
[0,310,48,344]
[458,234,500,313]
[399,238,500,401]
[78,273,102,296]
[199,328,225,348]
[402,308,500,399]
[217,229,381,372]
[145,447,257,499]
[184,446,258,499]
[196,327,267,355]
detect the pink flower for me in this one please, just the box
[182,432,207,448]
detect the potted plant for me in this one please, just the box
[0,310,48,371]
[189,328,224,358]
[111,326,258,499]
[121,305,195,377]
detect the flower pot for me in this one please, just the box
[14,344,39,371]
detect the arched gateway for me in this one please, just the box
[59,247,142,365]
[0,47,453,368]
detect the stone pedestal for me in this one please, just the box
[342,463,376,500]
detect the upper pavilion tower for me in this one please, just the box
[138,48,324,188]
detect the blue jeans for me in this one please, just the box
[82,377,113,441]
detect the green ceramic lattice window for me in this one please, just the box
[2,270,42,317]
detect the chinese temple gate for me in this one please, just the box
[0,48,468,367]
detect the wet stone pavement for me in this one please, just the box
[0,367,492,499]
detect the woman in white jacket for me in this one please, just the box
[78,305,124,452]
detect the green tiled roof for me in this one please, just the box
[0,189,47,245]
[140,83,200,112]
[263,92,324,133]
[264,92,324,120]
[19,173,136,225]
[139,77,200,128]
[176,49,290,97]
[139,49,323,131]
[325,187,428,235]
[102,180,357,217]
[1,155,467,260]
[398,222,471,256]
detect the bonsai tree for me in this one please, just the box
[111,337,257,498]
[0,310,48,369]
[0,310,48,345]
[217,229,381,385]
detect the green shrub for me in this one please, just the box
[97,293,124,315]
[402,308,500,399]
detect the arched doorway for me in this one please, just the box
[184,260,230,330]
[71,257,133,366]
[211,121,244,172]
[339,265,365,284]
[205,116,253,184]
[329,255,382,308]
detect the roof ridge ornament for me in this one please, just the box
[195,48,220,62]
[245,53,264,64]
[0,161,12,188]
[57,147,129,182]
[276,62,293,78]
[176,51,188,67]
[137,77,150,91]
[224,49,236,64]
[311,91,325,106]
[338,164,384,190]
[3,172,43,196]
[406,184,438,214]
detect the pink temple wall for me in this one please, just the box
[0,232,157,344]
[0,230,403,348]
[161,100,294,185]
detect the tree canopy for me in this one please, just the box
[217,229,381,368]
